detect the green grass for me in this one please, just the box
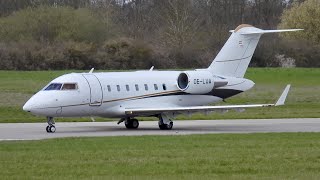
[0,68,319,123]
[1,133,320,179]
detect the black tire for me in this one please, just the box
[159,121,173,130]
[46,126,50,133]
[167,122,173,130]
[131,119,139,129]
[125,120,133,129]
[125,119,139,129]
[49,125,56,133]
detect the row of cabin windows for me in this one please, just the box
[106,84,166,92]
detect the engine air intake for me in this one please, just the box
[177,73,189,90]
[176,71,214,94]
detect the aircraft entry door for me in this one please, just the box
[82,74,103,106]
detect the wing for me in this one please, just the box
[125,85,291,115]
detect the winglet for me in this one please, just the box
[89,68,94,73]
[275,84,291,106]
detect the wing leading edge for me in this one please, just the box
[125,85,291,115]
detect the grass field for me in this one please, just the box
[0,68,319,123]
[0,133,320,179]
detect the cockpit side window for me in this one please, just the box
[44,83,62,91]
[61,83,78,90]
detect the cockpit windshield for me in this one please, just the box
[44,83,77,91]
[61,83,77,90]
[44,83,62,91]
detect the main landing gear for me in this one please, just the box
[46,116,56,133]
[118,114,174,130]
[158,114,173,130]
[124,118,139,129]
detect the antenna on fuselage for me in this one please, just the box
[90,117,95,122]
[89,68,94,73]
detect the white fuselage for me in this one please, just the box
[23,70,254,118]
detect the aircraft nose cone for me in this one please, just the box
[23,101,34,112]
[23,103,31,112]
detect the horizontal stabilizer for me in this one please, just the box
[240,29,303,35]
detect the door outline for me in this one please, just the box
[82,74,103,106]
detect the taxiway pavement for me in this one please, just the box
[0,118,319,141]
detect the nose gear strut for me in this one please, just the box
[46,116,56,133]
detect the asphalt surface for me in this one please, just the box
[0,118,319,141]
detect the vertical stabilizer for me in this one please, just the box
[207,24,302,78]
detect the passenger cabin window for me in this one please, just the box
[44,83,62,91]
[107,85,111,92]
[154,84,158,90]
[144,84,148,91]
[126,85,130,91]
[117,85,120,92]
[135,84,139,91]
[61,83,77,90]
[162,84,167,91]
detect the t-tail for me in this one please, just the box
[207,24,303,78]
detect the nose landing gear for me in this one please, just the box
[46,117,56,133]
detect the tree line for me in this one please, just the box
[0,0,318,70]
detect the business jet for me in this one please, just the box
[23,24,301,133]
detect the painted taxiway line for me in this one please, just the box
[0,118,319,141]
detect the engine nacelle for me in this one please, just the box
[177,71,214,94]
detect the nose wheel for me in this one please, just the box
[46,125,56,133]
[46,117,56,133]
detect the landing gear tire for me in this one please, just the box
[159,121,173,130]
[49,125,56,133]
[46,125,56,133]
[158,113,174,130]
[125,118,139,129]
[131,119,139,129]
[46,116,56,133]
